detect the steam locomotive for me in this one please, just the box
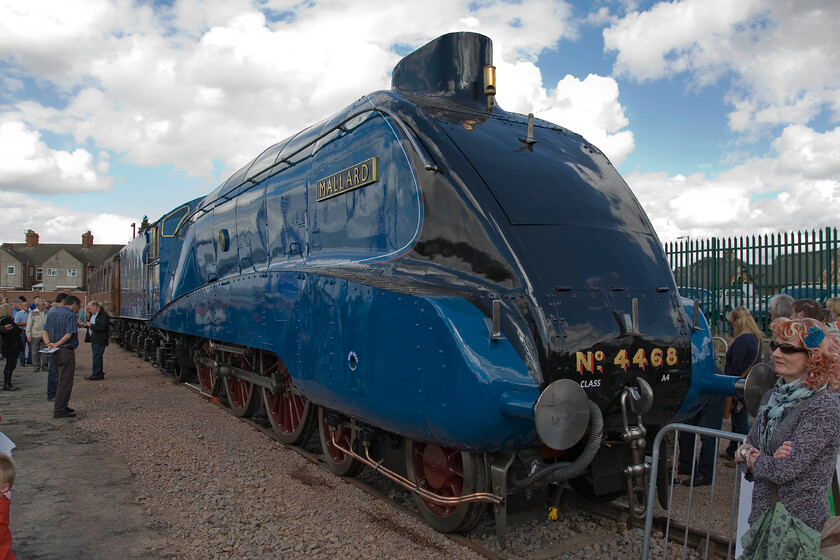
[89,32,762,542]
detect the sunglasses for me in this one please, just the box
[769,340,809,354]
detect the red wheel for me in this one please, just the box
[405,440,488,533]
[194,340,218,395]
[260,352,315,444]
[224,353,261,418]
[318,408,363,477]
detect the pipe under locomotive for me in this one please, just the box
[100,32,758,542]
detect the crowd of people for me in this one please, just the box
[678,294,840,483]
[0,293,110,417]
[0,293,112,558]
[675,293,840,557]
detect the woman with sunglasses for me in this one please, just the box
[721,307,763,463]
[736,317,840,532]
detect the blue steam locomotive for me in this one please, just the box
[90,32,762,540]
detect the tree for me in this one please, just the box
[139,215,151,233]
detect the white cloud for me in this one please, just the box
[494,60,634,165]
[0,0,641,243]
[772,125,840,180]
[586,7,615,26]
[96,151,110,174]
[0,191,135,245]
[0,122,112,193]
[628,124,840,242]
[604,0,762,82]
[0,0,124,81]
[0,0,583,180]
[537,74,634,165]
[604,0,840,133]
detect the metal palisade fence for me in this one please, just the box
[665,227,840,334]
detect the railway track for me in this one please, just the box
[174,378,735,559]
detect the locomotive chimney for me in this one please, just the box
[81,230,94,248]
[391,32,494,105]
[25,229,39,247]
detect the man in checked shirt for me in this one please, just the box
[42,295,82,419]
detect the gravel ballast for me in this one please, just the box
[2,342,736,559]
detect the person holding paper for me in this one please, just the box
[42,296,81,419]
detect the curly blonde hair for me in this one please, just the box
[770,317,840,391]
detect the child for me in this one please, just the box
[0,454,16,560]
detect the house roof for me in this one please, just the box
[1,243,122,267]
[762,249,840,287]
[672,255,755,289]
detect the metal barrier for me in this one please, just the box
[641,423,747,560]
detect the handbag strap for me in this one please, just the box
[833,471,840,508]
[741,338,760,378]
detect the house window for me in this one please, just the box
[67,269,78,278]
[6,266,14,275]
[36,268,42,281]
[46,268,57,277]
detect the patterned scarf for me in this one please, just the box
[756,378,815,454]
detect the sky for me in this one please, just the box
[0,0,838,246]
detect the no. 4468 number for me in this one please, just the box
[576,347,678,374]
